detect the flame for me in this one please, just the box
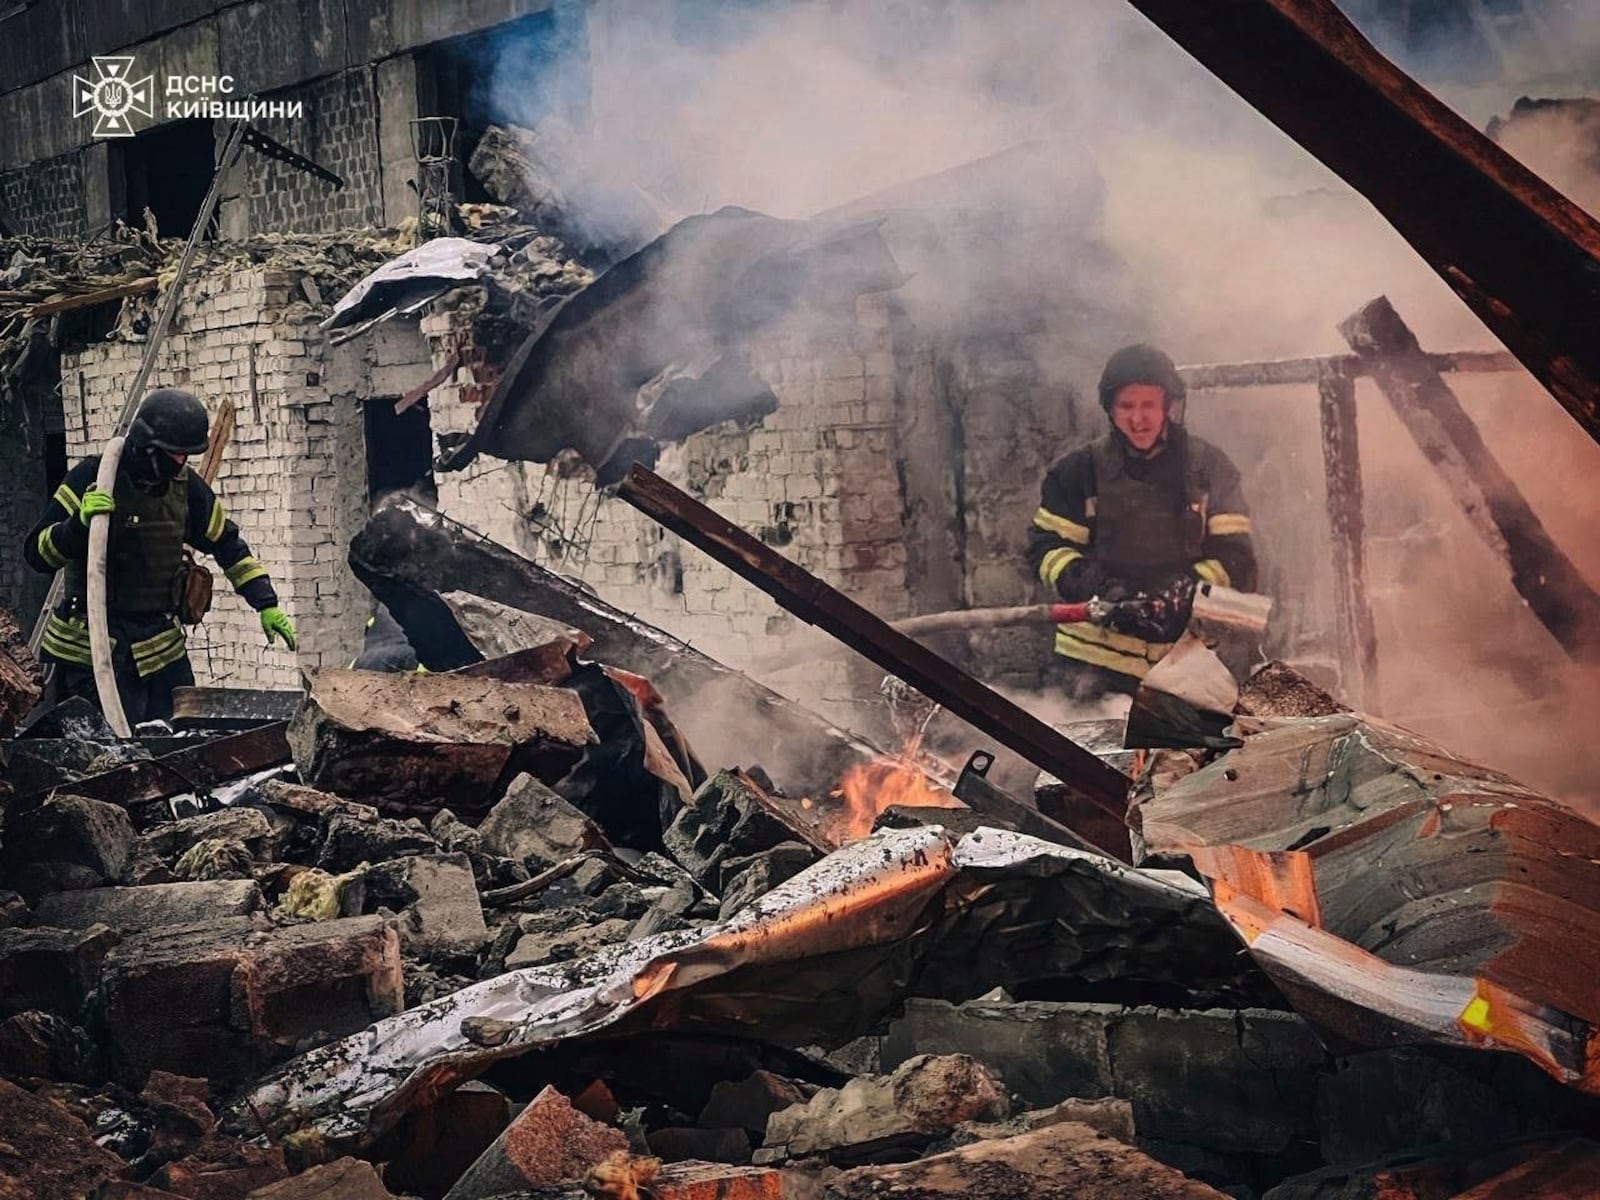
[827,736,964,843]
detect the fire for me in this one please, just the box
[827,737,964,843]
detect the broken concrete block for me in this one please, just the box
[478,773,606,868]
[443,1084,629,1200]
[99,915,403,1084]
[700,1070,812,1139]
[763,1054,1009,1164]
[882,998,1324,1163]
[1022,1096,1137,1143]
[35,881,264,933]
[717,842,820,918]
[240,1158,396,1200]
[0,923,119,1018]
[358,853,489,959]
[825,1121,1227,1199]
[288,667,595,820]
[647,1126,753,1164]
[1,793,135,896]
[140,808,278,865]
[0,1076,127,1199]
[664,770,822,890]
[141,1070,219,1159]
[316,810,438,872]
[504,916,632,971]
[579,1154,783,1200]
[149,1140,289,1200]
[0,1010,94,1081]
[173,837,257,882]
[371,1079,512,1198]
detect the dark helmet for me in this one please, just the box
[128,389,210,456]
[1097,343,1186,414]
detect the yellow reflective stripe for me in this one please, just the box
[38,527,68,569]
[42,616,96,665]
[1033,506,1090,545]
[1054,627,1153,679]
[1038,546,1082,587]
[205,499,226,542]
[131,627,186,676]
[1053,618,1177,679]
[1207,513,1252,536]
[225,557,268,587]
[1194,558,1231,587]
[53,483,82,515]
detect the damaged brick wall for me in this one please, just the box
[233,70,385,236]
[62,266,370,685]
[422,293,915,719]
[0,151,87,238]
[0,380,56,619]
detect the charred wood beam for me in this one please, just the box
[1340,297,1600,662]
[16,722,291,823]
[1124,0,1600,446]
[1316,363,1380,708]
[1180,350,1518,392]
[348,497,887,801]
[617,466,1133,861]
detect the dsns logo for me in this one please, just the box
[72,56,155,138]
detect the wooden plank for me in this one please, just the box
[1315,364,1379,708]
[1340,297,1600,663]
[394,351,460,415]
[28,276,157,316]
[1179,350,1519,391]
[1124,0,1600,446]
[616,465,1134,861]
[20,721,291,809]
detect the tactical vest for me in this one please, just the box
[64,468,188,618]
[1087,435,1207,590]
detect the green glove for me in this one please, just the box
[260,606,297,651]
[79,488,116,526]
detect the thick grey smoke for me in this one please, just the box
[479,0,1600,811]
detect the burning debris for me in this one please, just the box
[5,484,1598,1199]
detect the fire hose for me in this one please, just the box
[756,583,1271,673]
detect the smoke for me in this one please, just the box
[474,0,1600,811]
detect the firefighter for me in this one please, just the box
[1025,344,1257,697]
[23,388,296,725]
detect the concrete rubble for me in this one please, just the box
[4,569,1600,1200]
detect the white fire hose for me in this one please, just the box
[87,436,132,737]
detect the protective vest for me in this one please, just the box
[1053,435,1208,680]
[1087,434,1207,590]
[63,469,188,618]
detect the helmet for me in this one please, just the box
[1097,344,1186,414]
[128,389,210,456]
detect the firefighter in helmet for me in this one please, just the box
[24,388,296,724]
[1025,344,1257,698]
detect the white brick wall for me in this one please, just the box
[63,266,372,689]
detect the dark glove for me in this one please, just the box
[1057,557,1133,604]
[1102,574,1197,642]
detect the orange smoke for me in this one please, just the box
[827,739,964,843]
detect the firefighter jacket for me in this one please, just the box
[1025,427,1256,681]
[23,457,279,678]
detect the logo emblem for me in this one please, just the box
[72,56,155,138]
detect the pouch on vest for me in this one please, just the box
[173,552,214,625]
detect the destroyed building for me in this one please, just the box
[4,0,1600,1198]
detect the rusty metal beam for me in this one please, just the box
[1125,0,1600,446]
[1341,297,1600,662]
[1316,363,1380,708]
[1180,350,1518,392]
[616,465,1134,861]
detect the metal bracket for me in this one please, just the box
[240,124,345,189]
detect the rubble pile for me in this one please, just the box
[4,523,1600,1199]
